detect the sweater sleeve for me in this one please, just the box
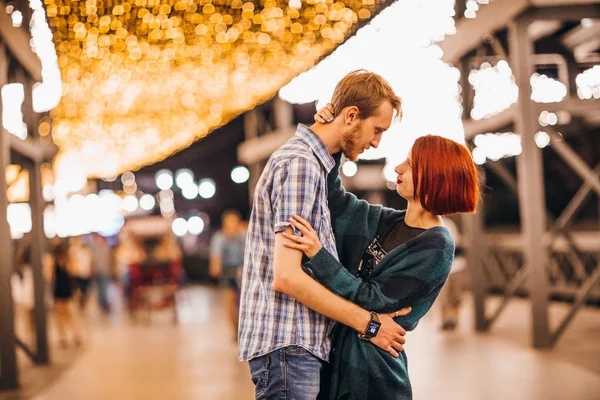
[304,246,445,314]
[327,153,382,247]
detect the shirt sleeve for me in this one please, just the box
[209,232,223,258]
[271,157,320,235]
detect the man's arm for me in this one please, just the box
[209,256,222,279]
[272,227,406,356]
[209,233,222,278]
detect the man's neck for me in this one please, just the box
[308,122,342,155]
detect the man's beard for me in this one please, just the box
[340,123,363,161]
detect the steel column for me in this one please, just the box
[461,177,488,332]
[26,161,49,363]
[510,18,552,348]
[0,43,19,390]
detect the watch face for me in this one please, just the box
[367,320,381,335]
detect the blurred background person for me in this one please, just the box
[154,233,184,285]
[50,240,82,348]
[91,232,113,314]
[114,231,146,300]
[209,209,246,338]
[154,233,182,264]
[68,236,94,311]
[11,234,35,346]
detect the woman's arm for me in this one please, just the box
[285,216,446,313]
[305,247,429,312]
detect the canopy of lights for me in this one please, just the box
[45,0,392,178]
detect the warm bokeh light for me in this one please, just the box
[140,193,156,210]
[172,217,188,237]
[198,178,216,199]
[155,169,174,190]
[2,84,27,139]
[45,0,393,177]
[341,161,357,177]
[577,65,600,99]
[175,169,195,189]
[231,166,250,184]
[187,216,204,235]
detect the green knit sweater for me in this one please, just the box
[305,153,455,400]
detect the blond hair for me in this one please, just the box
[331,70,402,121]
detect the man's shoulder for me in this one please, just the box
[270,141,322,173]
[210,231,224,246]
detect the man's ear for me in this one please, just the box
[344,106,359,124]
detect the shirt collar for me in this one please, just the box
[295,124,335,173]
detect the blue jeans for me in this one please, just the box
[248,346,325,400]
[96,272,110,312]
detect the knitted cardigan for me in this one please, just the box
[305,153,455,400]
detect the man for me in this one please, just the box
[239,70,405,399]
[209,209,246,338]
[90,232,112,314]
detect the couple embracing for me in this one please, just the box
[238,70,480,400]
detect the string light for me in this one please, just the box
[341,161,357,177]
[45,0,390,178]
[187,216,205,235]
[172,217,188,237]
[2,84,27,139]
[577,65,600,100]
[198,178,216,199]
[231,166,250,183]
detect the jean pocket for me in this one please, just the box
[249,355,269,399]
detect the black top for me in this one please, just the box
[54,262,73,299]
[357,220,425,280]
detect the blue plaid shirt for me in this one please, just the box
[238,124,339,362]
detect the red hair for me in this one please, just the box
[412,135,481,215]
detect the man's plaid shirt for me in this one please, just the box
[238,124,339,362]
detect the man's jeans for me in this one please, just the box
[248,346,325,400]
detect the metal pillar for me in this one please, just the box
[0,43,19,390]
[243,109,261,203]
[462,193,488,332]
[26,162,49,363]
[509,18,552,348]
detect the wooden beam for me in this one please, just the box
[525,4,600,20]
[6,132,57,162]
[463,106,516,139]
[0,1,42,82]
[462,97,600,138]
[237,126,295,165]
[538,97,600,116]
[531,0,600,6]
[441,0,529,65]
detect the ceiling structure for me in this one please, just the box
[45,0,394,178]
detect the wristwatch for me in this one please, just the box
[358,311,381,341]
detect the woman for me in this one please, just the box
[51,240,83,348]
[282,106,481,400]
[68,236,94,311]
